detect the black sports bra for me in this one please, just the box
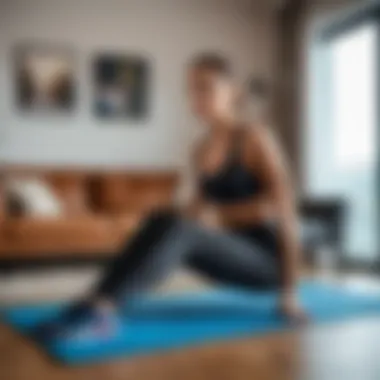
[200,127,264,204]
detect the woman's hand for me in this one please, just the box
[279,293,309,325]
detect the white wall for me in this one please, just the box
[0,0,277,169]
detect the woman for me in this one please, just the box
[39,53,307,340]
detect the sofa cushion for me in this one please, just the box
[47,172,89,216]
[90,173,178,215]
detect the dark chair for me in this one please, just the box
[298,198,346,268]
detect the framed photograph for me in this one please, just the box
[93,54,149,120]
[14,44,76,113]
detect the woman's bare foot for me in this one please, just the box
[279,294,309,325]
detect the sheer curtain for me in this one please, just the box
[306,22,378,263]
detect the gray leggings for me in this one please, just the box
[95,208,281,301]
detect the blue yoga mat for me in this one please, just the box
[1,281,379,365]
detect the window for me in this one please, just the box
[306,21,378,262]
[331,25,376,170]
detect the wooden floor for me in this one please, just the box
[1,318,380,380]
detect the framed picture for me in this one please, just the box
[14,44,76,113]
[93,54,149,120]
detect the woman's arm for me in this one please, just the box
[174,139,220,228]
[251,126,307,322]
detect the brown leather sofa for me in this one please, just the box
[0,167,178,260]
